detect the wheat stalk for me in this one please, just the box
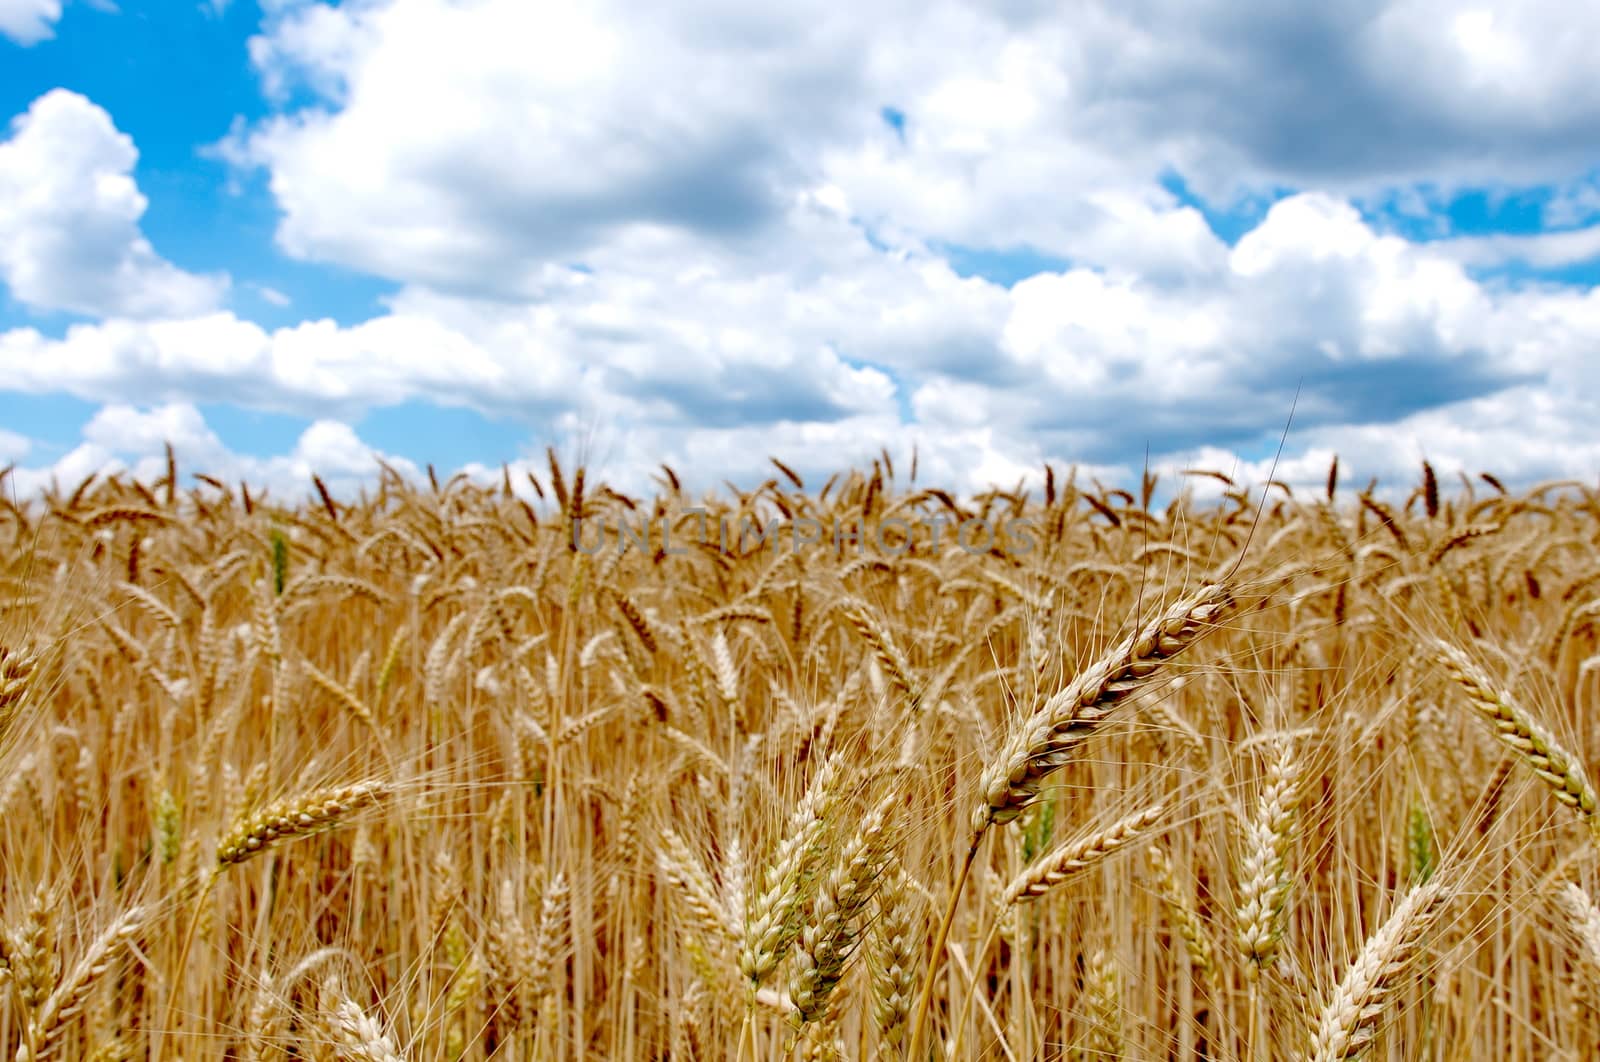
[910,584,1231,1060]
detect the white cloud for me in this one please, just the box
[5,1,1600,499]
[0,90,228,319]
[1054,1,1600,195]
[217,0,1600,305]
[0,426,29,463]
[0,195,932,431]
[0,0,60,45]
[1435,225,1600,271]
[226,0,888,296]
[4,189,1597,497]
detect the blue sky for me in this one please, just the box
[3,0,1600,500]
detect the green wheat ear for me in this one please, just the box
[271,526,288,595]
[1407,798,1436,885]
[154,786,181,866]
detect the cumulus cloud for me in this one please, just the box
[0,90,228,319]
[0,240,906,435]
[223,0,1234,293]
[224,0,889,297]
[0,0,60,45]
[220,0,1600,301]
[4,1,1600,499]
[1051,0,1600,195]
[0,193,931,433]
[4,190,1598,496]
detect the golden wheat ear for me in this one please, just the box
[1302,879,1450,1062]
[1000,803,1167,905]
[1235,738,1301,977]
[318,979,406,1062]
[217,780,391,866]
[974,583,1234,833]
[28,906,146,1060]
[1428,638,1599,832]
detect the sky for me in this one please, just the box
[3,0,1600,503]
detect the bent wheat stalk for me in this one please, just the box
[160,781,389,1062]
[906,583,1232,1061]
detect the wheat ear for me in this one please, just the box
[1302,879,1448,1062]
[1236,739,1301,975]
[867,866,920,1051]
[1147,843,1214,978]
[320,982,405,1062]
[27,907,145,1060]
[1429,638,1598,831]
[1079,949,1124,1061]
[1553,882,1600,974]
[841,604,918,705]
[218,781,390,865]
[788,795,899,1029]
[1001,803,1167,905]
[975,584,1233,833]
[529,870,570,1026]
[740,753,843,991]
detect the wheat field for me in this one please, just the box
[2,450,1599,1061]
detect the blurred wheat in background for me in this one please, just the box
[2,449,1599,1060]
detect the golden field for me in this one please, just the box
[2,451,1599,1061]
